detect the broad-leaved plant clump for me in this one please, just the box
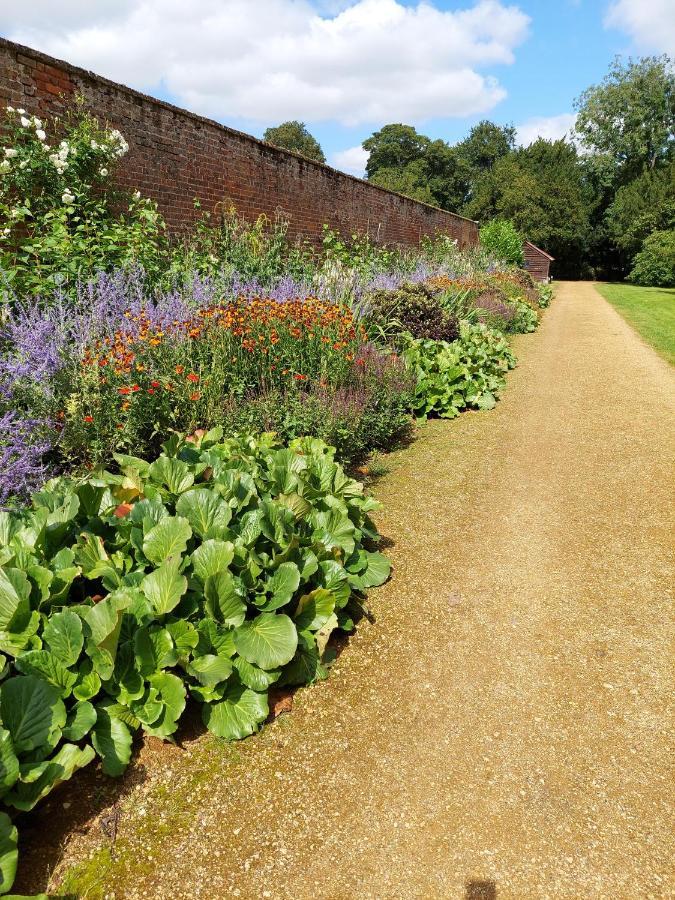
[0,430,390,892]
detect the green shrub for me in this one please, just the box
[366,282,460,343]
[628,229,675,287]
[401,323,516,419]
[0,430,391,890]
[479,219,524,266]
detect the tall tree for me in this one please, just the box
[574,56,675,178]
[455,120,516,173]
[363,124,430,178]
[466,139,593,277]
[263,121,326,163]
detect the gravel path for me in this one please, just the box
[47,281,675,899]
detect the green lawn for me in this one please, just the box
[595,282,675,366]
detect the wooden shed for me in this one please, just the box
[523,240,554,281]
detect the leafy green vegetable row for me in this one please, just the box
[0,430,390,894]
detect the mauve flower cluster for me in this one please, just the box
[0,411,50,505]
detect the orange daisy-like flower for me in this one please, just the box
[189,391,201,401]
[175,365,185,375]
[186,373,200,384]
[118,387,131,396]
[83,415,94,423]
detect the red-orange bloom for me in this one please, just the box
[187,373,200,384]
[83,415,94,423]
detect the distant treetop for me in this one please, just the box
[263,121,326,163]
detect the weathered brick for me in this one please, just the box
[0,35,479,249]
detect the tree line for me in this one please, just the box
[265,56,674,281]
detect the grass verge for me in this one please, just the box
[595,282,675,366]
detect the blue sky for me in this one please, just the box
[1,0,673,174]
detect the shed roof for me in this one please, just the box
[524,240,555,261]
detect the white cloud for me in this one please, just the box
[605,0,675,54]
[516,112,577,146]
[331,144,370,176]
[2,0,530,126]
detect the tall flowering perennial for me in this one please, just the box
[0,99,165,297]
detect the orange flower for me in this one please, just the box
[186,373,200,384]
[147,388,156,395]
[118,387,131,396]
[175,365,185,375]
[190,391,201,401]
[83,415,94,423]
[150,380,161,388]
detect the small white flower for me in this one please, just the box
[6,106,14,113]
[90,140,98,150]
[62,191,75,205]
[35,129,46,141]
[10,208,20,217]
[133,190,141,200]
[100,167,108,177]
[1,227,10,237]
[4,148,17,159]
[20,116,30,128]
[0,160,10,173]
[18,160,27,169]
[16,108,25,115]
[32,116,42,128]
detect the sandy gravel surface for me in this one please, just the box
[38,282,675,899]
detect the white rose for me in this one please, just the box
[62,191,75,204]
[20,116,30,128]
[6,106,14,113]
[100,167,108,177]
[16,108,25,115]
[133,190,141,200]
[4,148,18,159]
[35,129,46,141]
[90,140,98,150]
[33,117,42,128]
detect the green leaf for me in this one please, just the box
[294,589,335,632]
[357,551,391,589]
[73,532,109,577]
[134,626,176,676]
[232,655,281,691]
[234,613,298,670]
[311,510,356,556]
[0,675,66,754]
[92,708,133,776]
[191,540,235,582]
[0,728,19,794]
[187,654,233,688]
[142,516,192,566]
[42,609,83,667]
[4,743,95,812]
[0,568,30,631]
[202,681,268,740]
[148,457,194,494]
[281,632,328,686]
[175,489,232,539]
[141,558,187,616]
[0,812,17,894]
[14,650,77,698]
[62,700,97,741]
[144,672,186,738]
[265,562,300,610]
[72,660,101,701]
[204,572,246,627]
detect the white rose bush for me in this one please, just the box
[0,99,165,297]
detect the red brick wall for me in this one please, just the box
[0,38,479,250]
[523,242,553,282]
